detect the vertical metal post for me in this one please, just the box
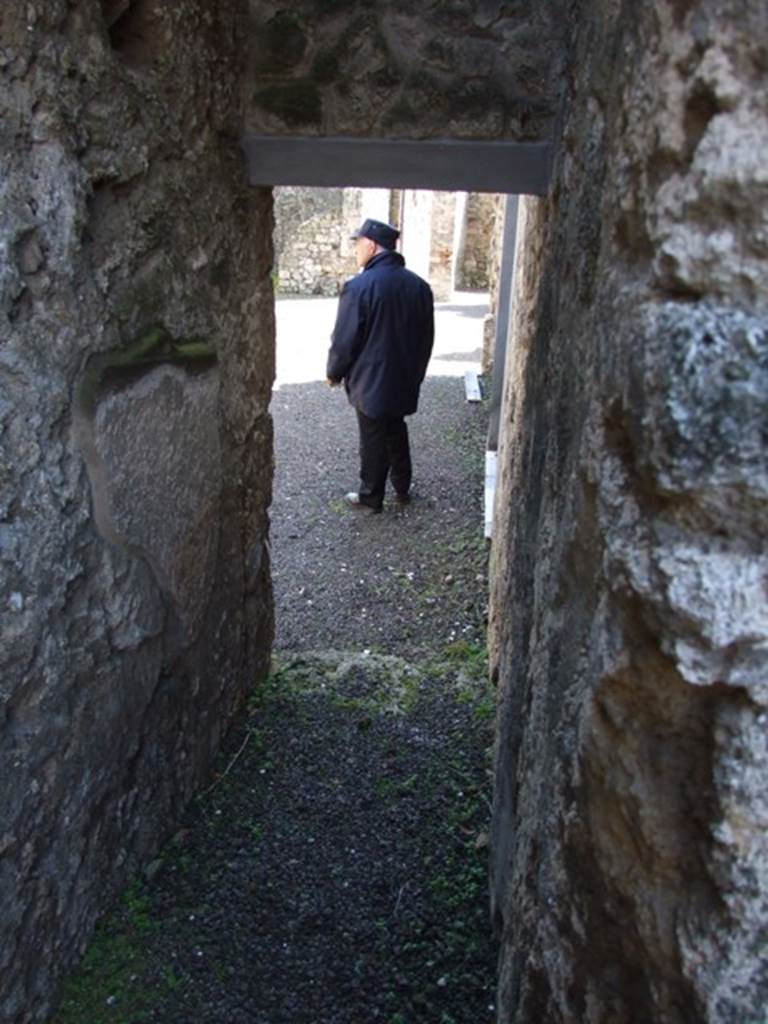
[487,194,519,452]
[484,194,519,539]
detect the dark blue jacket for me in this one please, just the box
[327,251,434,419]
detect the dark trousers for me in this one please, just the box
[356,409,412,508]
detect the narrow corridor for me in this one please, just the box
[52,294,496,1024]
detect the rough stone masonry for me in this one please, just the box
[489,1,768,1022]
[244,0,563,141]
[1,0,767,1023]
[2,0,568,1015]
[0,3,273,1020]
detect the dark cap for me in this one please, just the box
[350,218,400,250]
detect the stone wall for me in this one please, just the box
[244,0,565,141]
[489,2,768,1022]
[273,186,353,295]
[4,1,766,1021]
[0,2,274,1021]
[455,193,497,291]
[427,191,458,302]
[273,185,496,302]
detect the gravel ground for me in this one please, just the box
[272,292,490,658]
[52,295,497,1024]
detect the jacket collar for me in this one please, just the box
[364,250,406,271]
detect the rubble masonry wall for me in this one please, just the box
[0,2,274,1020]
[489,1,768,1020]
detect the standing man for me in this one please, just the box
[327,218,434,513]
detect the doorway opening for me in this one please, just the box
[52,127,543,1020]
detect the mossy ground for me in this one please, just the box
[52,646,497,1024]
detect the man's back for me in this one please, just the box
[329,250,434,419]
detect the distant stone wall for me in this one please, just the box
[274,186,499,302]
[456,193,496,291]
[428,191,458,302]
[273,186,354,295]
[490,2,768,1022]
[0,2,273,1021]
[244,0,566,142]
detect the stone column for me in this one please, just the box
[451,192,469,294]
[359,188,392,225]
[429,191,459,302]
[400,189,434,285]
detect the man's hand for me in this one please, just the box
[326,377,341,388]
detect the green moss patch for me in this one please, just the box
[51,645,497,1022]
[76,326,216,418]
[51,883,183,1024]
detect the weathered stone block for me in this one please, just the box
[0,3,274,1021]
[91,364,222,638]
[633,304,768,511]
[244,0,567,142]
[253,10,309,73]
[253,80,323,128]
[489,2,768,1022]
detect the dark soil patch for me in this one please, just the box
[53,652,496,1024]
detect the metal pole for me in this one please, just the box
[486,194,519,453]
[484,194,519,539]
